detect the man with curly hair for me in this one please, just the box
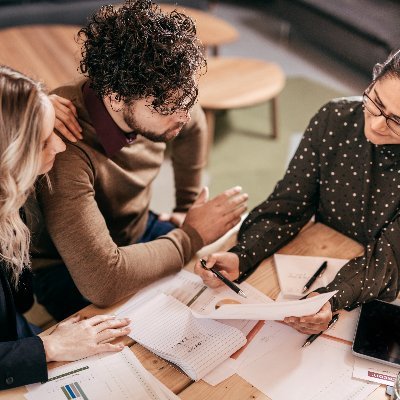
[30,0,247,321]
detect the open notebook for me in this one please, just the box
[130,293,247,381]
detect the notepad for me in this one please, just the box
[130,293,247,381]
[274,254,348,297]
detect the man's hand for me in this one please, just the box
[283,292,333,334]
[49,94,83,142]
[183,186,247,245]
[194,252,240,288]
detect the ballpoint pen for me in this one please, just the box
[302,261,328,293]
[302,313,340,347]
[200,259,247,298]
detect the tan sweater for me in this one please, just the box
[31,79,207,307]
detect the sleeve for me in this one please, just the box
[0,336,47,390]
[316,216,400,311]
[230,104,329,279]
[170,103,207,212]
[38,145,203,308]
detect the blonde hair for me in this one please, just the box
[0,65,46,284]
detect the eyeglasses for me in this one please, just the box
[363,91,400,136]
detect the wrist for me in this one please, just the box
[41,335,58,362]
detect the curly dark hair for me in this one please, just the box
[78,0,206,114]
[372,48,400,83]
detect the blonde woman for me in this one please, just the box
[0,66,130,390]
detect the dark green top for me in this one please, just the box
[231,97,400,311]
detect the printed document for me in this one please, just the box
[25,347,178,400]
[237,321,379,400]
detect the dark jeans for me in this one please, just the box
[16,313,41,338]
[33,211,176,321]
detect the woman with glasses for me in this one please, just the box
[0,66,131,390]
[195,49,400,335]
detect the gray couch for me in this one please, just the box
[274,0,400,77]
[0,0,209,29]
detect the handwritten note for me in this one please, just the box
[130,293,247,381]
[274,254,348,297]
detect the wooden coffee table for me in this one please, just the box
[159,4,238,55]
[198,57,286,153]
[0,25,81,90]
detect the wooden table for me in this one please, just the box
[198,57,286,154]
[0,25,82,91]
[159,4,238,56]
[1,222,388,399]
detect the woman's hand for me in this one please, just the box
[41,314,131,362]
[194,252,240,288]
[49,94,83,142]
[283,292,333,334]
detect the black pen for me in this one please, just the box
[200,259,247,298]
[302,261,328,293]
[302,313,340,348]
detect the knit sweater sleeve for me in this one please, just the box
[230,104,329,279]
[38,145,203,308]
[316,216,400,311]
[170,104,207,212]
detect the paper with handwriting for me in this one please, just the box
[274,254,348,297]
[129,293,247,381]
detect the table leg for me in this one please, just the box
[271,96,279,139]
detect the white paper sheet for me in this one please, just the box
[274,254,348,297]
[192,290,337,320]
[353,356,400,385]
[25,348,178,400]
[129,293,247,381]
[237,322,379,400]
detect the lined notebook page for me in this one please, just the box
[130,293,247,381]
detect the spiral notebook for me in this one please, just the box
[130,293,247,381]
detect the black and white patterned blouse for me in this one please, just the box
[231,97,400,311]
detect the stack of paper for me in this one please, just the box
[130,293,247,381]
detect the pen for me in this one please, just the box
[302,261,328,293]
[200,259,247,298]
[302,313,340,348]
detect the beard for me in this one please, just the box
[123,108,184,143]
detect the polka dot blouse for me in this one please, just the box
[230,97,400,311]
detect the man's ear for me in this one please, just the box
[107,93,124,113]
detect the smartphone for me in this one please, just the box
[352,299,400,368]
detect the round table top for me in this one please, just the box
[159,4,238,48]
[0,25,82,90]
[198,57,286,110]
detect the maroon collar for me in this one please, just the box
[82,82,136,157]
